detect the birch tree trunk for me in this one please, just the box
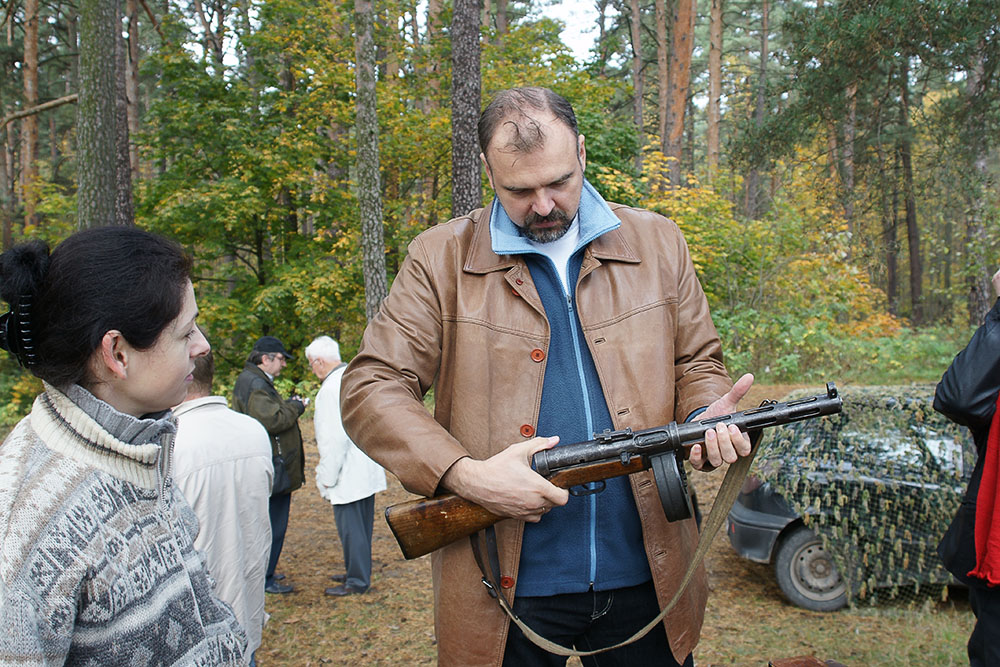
[354,0,388,320]
[451,0,482,218]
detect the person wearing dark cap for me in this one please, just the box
[233,335,306,595]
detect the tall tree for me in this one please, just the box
[655,0,667,175]
[962,47,994,325]
[628,0,643,172]
[77,0,131,227]
[706,0,723,179]
[663,0,695,187]
[898,57,922,324]
[451,0,482,217]
[21,0,39,228]
[743,0,768,219]
[354,0,388,320]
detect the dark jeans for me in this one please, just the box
[266,491,292,585]
[502,580,694,667]
[969,584,1000,666]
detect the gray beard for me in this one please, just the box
[520,210,572,243]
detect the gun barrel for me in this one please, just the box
[533,383,842,477]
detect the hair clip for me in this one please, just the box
[0,295,39,368]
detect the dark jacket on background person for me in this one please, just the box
[934,297,1000,587]
[233,362,306,492]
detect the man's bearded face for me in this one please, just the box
[521,208,573,243]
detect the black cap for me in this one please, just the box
[253,335,295,359]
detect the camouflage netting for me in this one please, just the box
[752,385,977,607]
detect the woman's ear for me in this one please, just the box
[96,330,130,381]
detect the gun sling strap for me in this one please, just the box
[470,429,763,658]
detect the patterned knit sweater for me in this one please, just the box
[0,384,248,666]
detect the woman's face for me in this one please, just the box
[117,281,209,416]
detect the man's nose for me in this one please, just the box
[531,193,555,217]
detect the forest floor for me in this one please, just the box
[257,383,974,666]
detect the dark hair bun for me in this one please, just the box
[0,240,50,306]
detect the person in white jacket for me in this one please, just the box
[306,335,387,596]
[173,348,274,665]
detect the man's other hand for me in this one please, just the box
[690,373,755,471]
[440,437,570,522]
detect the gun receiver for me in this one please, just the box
[384,382,842,560]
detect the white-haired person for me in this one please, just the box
[306,335,386,596]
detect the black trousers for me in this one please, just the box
[266,491,291,585]
[969,584,1000,666]
[502,580,694,667]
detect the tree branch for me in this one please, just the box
[1,94,79,131]
[136,0,165,41]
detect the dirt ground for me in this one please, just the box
[256,383,974,666]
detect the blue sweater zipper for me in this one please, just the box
[564,289,599,585]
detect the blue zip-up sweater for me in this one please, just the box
[490,181,653,596]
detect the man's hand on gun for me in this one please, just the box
[440,436,570,522]
[441,373,756,518]
[689,373,755,471]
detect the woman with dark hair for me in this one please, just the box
[0,226,248,665]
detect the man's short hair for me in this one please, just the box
[305,335,340,362]
[191,349,214,394]
[478,87,578,157]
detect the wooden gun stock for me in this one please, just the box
[385,456,647,560]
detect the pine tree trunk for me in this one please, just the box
[450,0,482,218]
[629,0,643,173]
[655,0,667,166]
[354,0,388,321]
[899,59,922,324]
[78,0,127,228]
[114,20,134,225]
[963,50,992,326]
[664,0,696,188]
[21,0,39,228]
[707,0,722,179]
[744,0,768,218]
[126,0,140,183]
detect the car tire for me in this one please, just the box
[774,525,848,612]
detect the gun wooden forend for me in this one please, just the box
[384,456,649,560]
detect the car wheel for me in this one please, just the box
[774,525,848,611]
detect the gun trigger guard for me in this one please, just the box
[570,481,606,497]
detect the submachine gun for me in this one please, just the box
[385,382,843,560]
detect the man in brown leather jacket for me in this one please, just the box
[341,87,754,667]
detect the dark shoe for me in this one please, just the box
[273,573,286,581]
[324,584,367,597]
[330,573,346,583]
[265,581,294,594]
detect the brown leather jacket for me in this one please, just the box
[341,203,732,666]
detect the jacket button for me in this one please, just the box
[520,424,535,438]
[530,348,545,362]
[515,278,524,285]
[500,576,515,589]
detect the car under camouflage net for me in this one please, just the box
[728,384,977,611]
